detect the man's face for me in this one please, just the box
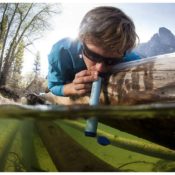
[82,42,124,73]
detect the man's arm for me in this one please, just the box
[48,60,98,97]
[48,51,65,96]
[48,81,64,96]
[48,38,99,97]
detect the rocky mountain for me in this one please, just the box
[134,27,175,58]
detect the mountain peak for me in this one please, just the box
[134,27,175,57]
[159,27,172,34]
[158,27,175,45]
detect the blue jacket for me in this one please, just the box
[48,38,141,96]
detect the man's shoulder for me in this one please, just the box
[52,37,80,50]
[124,51,141,62]
[48,37,81,64]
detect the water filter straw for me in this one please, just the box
[84,77,102,137]
[89,77,102,106]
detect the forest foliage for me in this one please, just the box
[0,3,61,94]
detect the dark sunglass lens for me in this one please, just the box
[106,58,124,65]
[105,59,116,65]
[83,44,103,62]
[83,43,124,65]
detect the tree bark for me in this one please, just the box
[0,4,19,75]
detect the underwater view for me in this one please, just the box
[0,103,175,172]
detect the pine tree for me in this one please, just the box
[10,40,24,88]
[0,15,8,51]
[33,51,41,79]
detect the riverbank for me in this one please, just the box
[0,94,18,105]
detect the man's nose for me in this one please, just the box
[95,62,105,72]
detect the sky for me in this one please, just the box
[22,2,175,77]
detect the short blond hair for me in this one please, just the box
[79,6,138,55]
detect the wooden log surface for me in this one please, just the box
[107,53,175,105]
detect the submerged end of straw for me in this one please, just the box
[97,136,111,146]
[84,131,97,137]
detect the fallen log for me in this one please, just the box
[106,53,175,105]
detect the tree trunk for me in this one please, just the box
[0,60,10,86]
[0,4,19,75]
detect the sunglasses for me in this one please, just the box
[82,43,124,65]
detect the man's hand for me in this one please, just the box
[63,70,98,96]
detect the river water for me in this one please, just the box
[0,103,175,172]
